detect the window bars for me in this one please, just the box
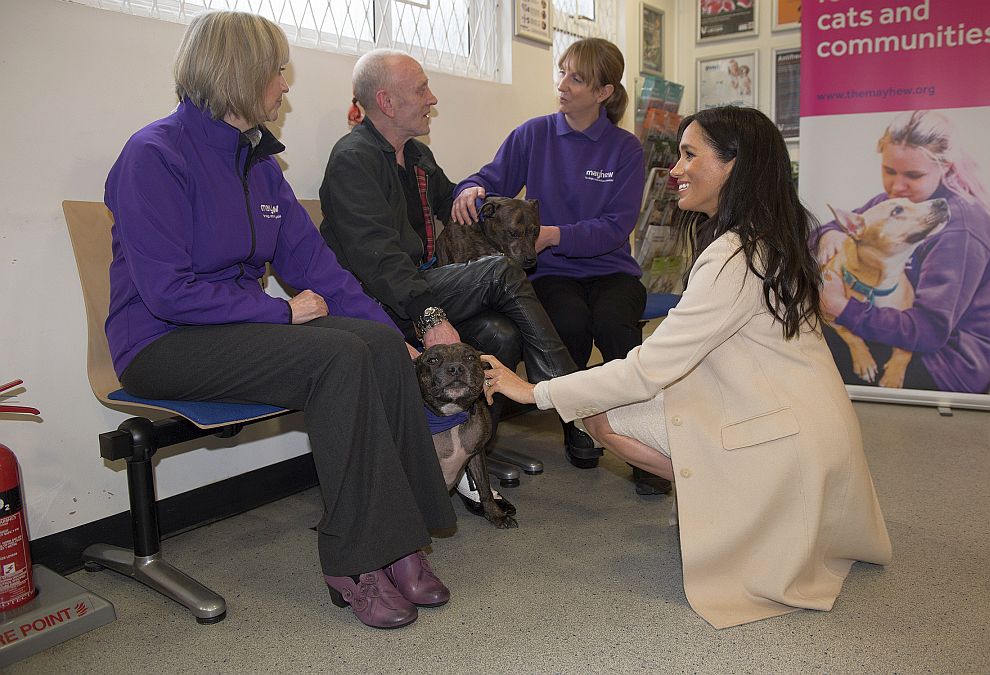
[66,0,502,81]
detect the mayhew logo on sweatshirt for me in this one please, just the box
[584,168,615,183]
[259,204,281,219]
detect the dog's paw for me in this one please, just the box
[851,355,878,383]
[878,369,906,389]
[485,512,519,529]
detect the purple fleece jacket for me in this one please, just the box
[811,186,990,393]
[454,108,644,281]
[105,99,396,378]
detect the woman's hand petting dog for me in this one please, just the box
[820,269,849,322]
[815,230,849,265]
[479,354,537,406]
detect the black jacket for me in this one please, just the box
[319,118,455,325]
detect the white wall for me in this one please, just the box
[0,0,607,540]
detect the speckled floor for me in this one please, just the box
[9,402,989,674]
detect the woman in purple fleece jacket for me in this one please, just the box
[452,38,646,371]
[816,110,990,394]
[105,11,455,629]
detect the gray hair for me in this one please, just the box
[352,49,409,109]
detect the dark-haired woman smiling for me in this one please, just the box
[481,106,892,629]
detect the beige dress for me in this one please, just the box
[535,232,892,628]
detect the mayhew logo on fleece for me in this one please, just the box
[259,204,281,219]
[585,168,615,183]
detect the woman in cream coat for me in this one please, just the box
[482,106,892,629]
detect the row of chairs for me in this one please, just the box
[61,200,680,623]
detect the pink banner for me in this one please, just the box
[802,0,990,116]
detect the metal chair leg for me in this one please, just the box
[485,457,521,488]
[489,447,543,475]
[83,417,227,624]
[82,545,226,624]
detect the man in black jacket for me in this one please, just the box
[319,50,604,508]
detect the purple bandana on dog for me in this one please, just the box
[424,406,469,435]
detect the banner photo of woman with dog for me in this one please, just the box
[799,0,990,408]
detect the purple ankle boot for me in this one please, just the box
[324,570,418,629]
[385,551,450,607]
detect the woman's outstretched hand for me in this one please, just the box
[479,355,537,406]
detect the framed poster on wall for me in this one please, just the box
[514,0,552,45]
[772,48,800,139]
[696,51,757,110]
[698,0,757,43]
[641,4,664,76]
[772,0,801,32]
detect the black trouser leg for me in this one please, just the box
[532,273,647,367]
[424,256,578,381]
[120,318,455,576]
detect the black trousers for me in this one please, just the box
[532,273,647,367]
[823,324,939,390]
[120,317,456,577]
[391,255,577,382]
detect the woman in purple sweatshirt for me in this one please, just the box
[816,110,990,394]
[105,11,455,629]
[452,38,652,478]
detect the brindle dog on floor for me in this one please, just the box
[416,343,517,529]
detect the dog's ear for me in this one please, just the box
[480,199,499,220]
[828,204,866,239]
[527,198,541,223]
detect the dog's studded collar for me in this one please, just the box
[841,266,898,305]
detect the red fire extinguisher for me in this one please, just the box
[0,379,40,612]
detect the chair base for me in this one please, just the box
[485,458,521,488]
[82,543,226,624]
[489,447,543,475]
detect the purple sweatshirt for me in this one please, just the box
[105,99,395,377]
[811,186,990,393]
[455,108,644,281]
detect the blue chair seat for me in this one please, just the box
[107,389,288,428]
[641,293,681,321]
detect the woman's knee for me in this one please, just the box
[583,412,612,440]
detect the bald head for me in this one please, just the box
[352,49,413,110]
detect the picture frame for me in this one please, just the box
[514,0,552,46]
[697,0,758,44]
[640,4,664,77]
[771,48,801,140]
[772,0,801,32]
[696,51,758,111]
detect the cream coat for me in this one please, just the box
[543,232,893,628]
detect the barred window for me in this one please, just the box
[65,0,502,81]
[551,0,616,68]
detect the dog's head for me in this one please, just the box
[828,197,951,257]
[415,343,486,415]
[478,196,541,269]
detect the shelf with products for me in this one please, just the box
[634,76,692,294]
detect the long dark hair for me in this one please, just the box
[677,106,822,338]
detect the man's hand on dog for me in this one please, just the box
[451,186,486,225]
[479,354,537,405]
[289,290,329,324]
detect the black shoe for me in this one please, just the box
[631,465,672,495]
[455,469,517,516]
[562,421,603,469]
